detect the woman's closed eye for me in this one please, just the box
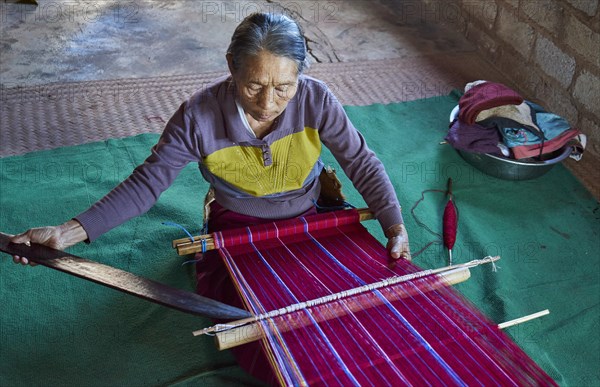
[247,84,262,95]
[275,86,289,96]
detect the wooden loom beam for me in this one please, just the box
[195,255,550,352]
[171,208,375,255]
[211,266,472,350]
[193,257,500,347]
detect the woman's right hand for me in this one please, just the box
[10,220,88,265]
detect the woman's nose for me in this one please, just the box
[257,88,275,109]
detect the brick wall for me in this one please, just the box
[408,0,599,193]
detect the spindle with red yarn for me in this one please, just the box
[443,178,458,265]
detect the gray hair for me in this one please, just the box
[227,13,310,74]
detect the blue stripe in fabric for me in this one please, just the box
[310,232,446,384]
[290,232,416,382]
[300,217,465,385]
[284,229,406,383]
[244,227,358,386]
[409,284,491,383]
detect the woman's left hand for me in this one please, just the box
[385,223,411,261]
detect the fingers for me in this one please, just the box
[13,255,32,265]
[400,250,412,261]
[10,232,31,245]
[390,243,411,261]
[387,236,411,262]
[9,226,63,267]
[9,232,36,266]
[385,223,412,263]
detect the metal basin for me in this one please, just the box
[457,147,572,181]
[449,105,573,180]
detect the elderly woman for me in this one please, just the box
[11,12,410,383]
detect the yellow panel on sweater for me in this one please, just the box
[204,127,321,196]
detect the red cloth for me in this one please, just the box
[195,201,317,384]
[458,82,524,125]
[511,128,581,159]
[212,210,557,385]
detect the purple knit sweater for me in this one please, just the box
[76,75,403,241]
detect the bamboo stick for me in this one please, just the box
[212,267,471,350]
[194,256,499,338]
[206,263,549,352]
[498,310,550,329]
[172,208,374,255]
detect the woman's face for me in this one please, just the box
[229,50,299,123]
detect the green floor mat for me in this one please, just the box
[1,92,598,386]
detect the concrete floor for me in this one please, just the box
[1,0,476,87]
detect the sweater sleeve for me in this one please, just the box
[75,102,202,241]
[317,87,403,231]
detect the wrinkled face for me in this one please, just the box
[228,50,299,123]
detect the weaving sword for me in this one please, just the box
[0,232,250,320]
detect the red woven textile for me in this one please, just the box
[215,209,556,386]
